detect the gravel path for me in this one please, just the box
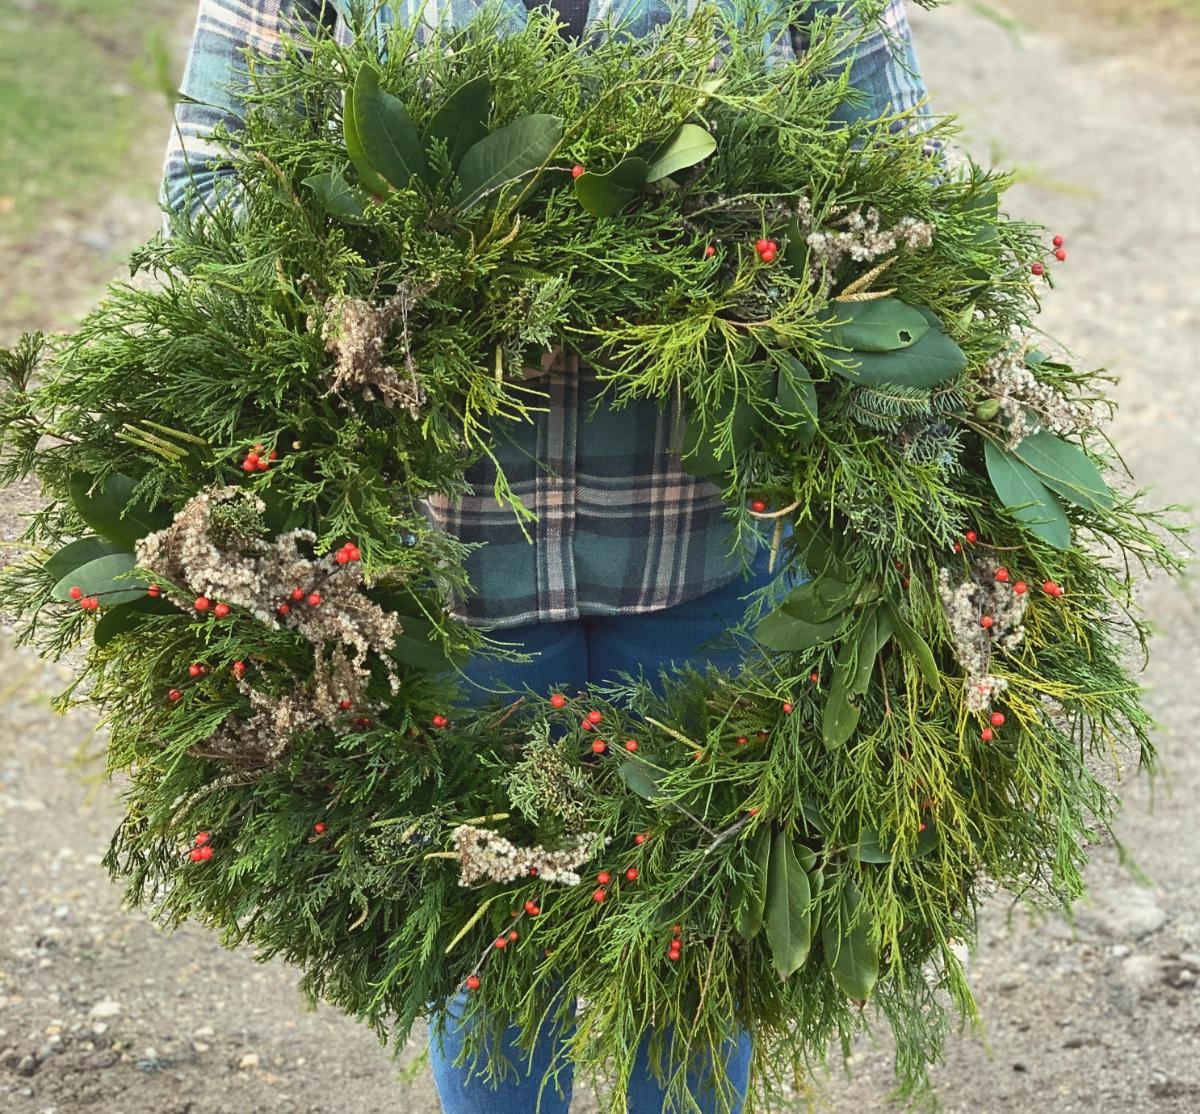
[2,4,1198,1112]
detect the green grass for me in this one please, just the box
[0,0,177,235]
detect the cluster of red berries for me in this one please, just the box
[1031,233,1068,277]
[277,586,321,617]
[580,708,603,732]
[980,709,1006,742]
[667,924,684,962]
[187,830,214,862]
[334,540,362,565]
[240,443,278,474]
[194,596,231,618]
[68,586,102,611]
[754,237,778,264]
[592,865,639,904]
[493,927,521,951]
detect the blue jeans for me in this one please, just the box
[429,547,782,1114]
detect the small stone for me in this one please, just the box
[89,999,121,1019]
[91,1022,108,1036]
[1179,951,1200,970]
[194,1025,215,1038]
[1111,944,1131,959]
[1074,886,1167,940]
[238,1052,260,1070]
[193,1041,210,1054]
[17,1053,36,1076]
[1119,954,1161,989]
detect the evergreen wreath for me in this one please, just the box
[0,1,1186,1110]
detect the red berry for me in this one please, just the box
[198,845,213,860]
[755,238,771,253]
[348,546,361,562]
[634,833,647,845]
[919,821,928,833]
[580,718,593,731]
[528,867,538,877]
[549,693,566,708]
[291,587,305,601]
[168,689,182,702]
[194,596,211,612]
[307,592,321,607]
[277,602,291,616]
[313,822,326,833]
[736,736,748,746]
[990,712,1006,727]
[750,499,767,513]
[524,900,541,916]
[213,602,229,619]
[980,615,994,629]
[1014,581,1028,595]
[465,975,480,990]
[981,727,994,742]
[507,930,519,942]
[338,699,352,710]
[587,710,603,724]
[964,530,978,544]
[995,567,1010,583]
[705,245,716,258]
[1055,248,1068,262]
[672,924,682,936]
[782,701,793,714]
[494,936,507,949]
[189,848,203,862]
[69,585,83,600]
[432,714,448,728]
[1031,263,1045,276]
[810,671,819,684]
[268,449,279,461]
[591,739,607,755]
[336,550,351,565]
[147,584,160,597]
[241,459,257,473]
[667,948,681,962]
[597,871,612,885]
[759,247,776,263]
[624,738,638,752]
[748,807,759,817]
[593,888,608,903]
[195,831,210,845]
[1043,580,1058,596]
[571,164,585,179]
[1053,234,1064,248]
[953,542,963,554]
[625,867,638,881]
[693,750,703,761]
[188,663,204,678]
[232,660,246,679]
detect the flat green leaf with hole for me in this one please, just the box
[352,65,430,190]
[645,123,716,182]
[1010,429,1113,514]
[826,322,966,389]
[574,157,649,217]
[764,830,813,978]
[67,473,170,549]
[984,439,1072,549]
[302,170,366,222]
[457,114,562,206]
[822,878,879,1001]
[820,298,930,352]
[733,826,771,940]
[423,74,491,168]
[51,553,148,607]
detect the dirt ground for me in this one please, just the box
[2,3,1199,1112]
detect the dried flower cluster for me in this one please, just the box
[194,678,324,769]
[979,343,1110,449]
[937,562,1029,712]
[320,282,435,417]
[451,824,606,888]
[805,203,934,283]
[505,732,591,829]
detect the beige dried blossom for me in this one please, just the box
[320,281,437,417]
[451,825,607,888]
[937,561,1029,713]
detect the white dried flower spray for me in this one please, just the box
[452,825,607,888]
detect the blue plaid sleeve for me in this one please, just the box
[160,0,336,224]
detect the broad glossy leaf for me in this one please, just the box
[826,324,966,389]
[574,157,649,217]
[679,374,768,478]
[51,553,148,607]
[733,826,771,940]
[765,830,813,978]
[44,537,128,582]
[1011,429,1113,514]
[773,354,818,445]
[424,74,491,168]
[343,93,390,196]
[388,613,459,673]
[884,601,939,688]
[352,66,430,190]
[822,878,879,1001]
[779,578,855,624]
[822,640,861,750]
[67,473,170,549]
[456,114,563,206]
[983,439,1072,550]
[847,829,893,864]
[93,595,174,648]
[645,123,716,182]
[850,604,893,697]
[820,298,930,353]
[800,797,828,834]
[618,758,663,800]
[755,608,846,652]
[302,170,366,222]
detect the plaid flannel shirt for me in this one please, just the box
[163,0,930,628]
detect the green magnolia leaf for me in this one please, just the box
[850,604,893,697]
[822,878,879,1001]
[884,601,940,688]
[773,354,818,445]
[822,640,861,749]
[755,608,846,652]
[93,595,174,648]
[644,123,716,182]
[779,578,855,624]
[388,614,460,673]
[820,298,930,353]
[733,826,772,940]
[51,553,148,607]
[617,758,663,800]
[302,170,366,222]
[679,371,769,478]
[574,157,649,217]
[343,94,390,196]
[44,537,128,582]
[424,74,491,168]
[983,439,1072,550]
[67,473,170,549]
[1010,429,1113,514]
[847,829,893,864]
[800,797,828,834]
[827,323,967,389]
[456,114,563,206]
[352,66,430,190]
[764,830,813,979]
